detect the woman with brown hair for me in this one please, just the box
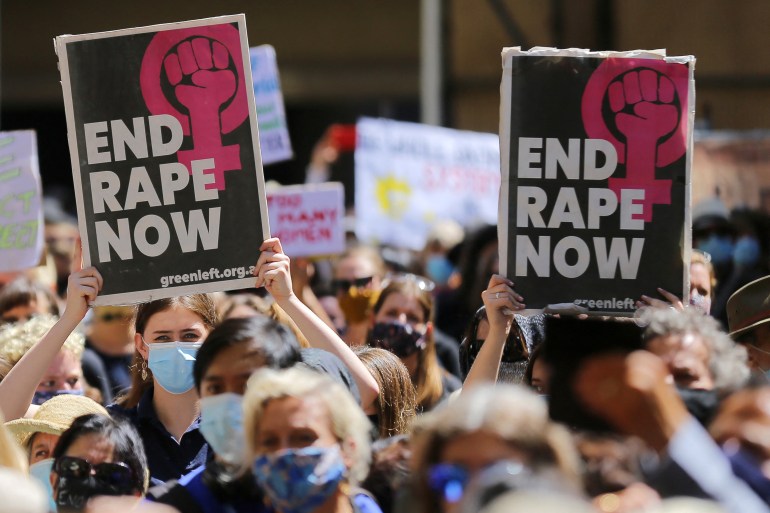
[369,276,461,412]
[108,293,218,485]
[352,345,417,438]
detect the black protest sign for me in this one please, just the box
[499,49,694,314]
[56,15,269,305]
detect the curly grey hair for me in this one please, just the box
[640,307,749,393]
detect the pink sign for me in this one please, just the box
[267,183,345,258]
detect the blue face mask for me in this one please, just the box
[697,235,734,265]
[252,445,346,513]
[733,236,761,268]
[200,393,245,466]
[426,255,454,285]
[146,341,201,394]
[29,458,57,512]
[32,388,84,406]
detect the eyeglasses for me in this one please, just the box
[381,273,435,293]
[55,456,135,490]
[333,276,374,292]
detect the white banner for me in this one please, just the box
[0,131,44,272]
[355,117,499,250]
[267,183,345,257]
[250,45,293,165]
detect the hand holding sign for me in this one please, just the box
[62,240,103,323]
[254,237,293,301]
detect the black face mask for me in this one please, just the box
[56,476,130,512]
[370,321,426,358]
[677,387,720,427]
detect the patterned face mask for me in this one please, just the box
[252,445,346,513]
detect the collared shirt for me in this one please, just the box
[108,388,209,486]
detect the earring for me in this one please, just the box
[141,360,148,381]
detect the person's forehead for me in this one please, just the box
[46,351,81,375]
[145,306,206,332]
[205,343,266,376]
[335,255,376,279]
[65,433,114,463]
[263,396,330,428]
[30,432,59,449]
[690,263,711,284]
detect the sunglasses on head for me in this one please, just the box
[381,273,435,293]
[333,276,373,292]
[55,456,135,490]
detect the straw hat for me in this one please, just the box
[727,275,770,339]
[4,395,108,448]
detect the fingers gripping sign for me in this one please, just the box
[482,274,525,334]
[65,240,104,321]
[254,238,292,300]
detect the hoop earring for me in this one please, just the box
[141,360,148,381]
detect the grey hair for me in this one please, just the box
[640,307,749,393]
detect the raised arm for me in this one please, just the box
[0,243,102,420]
[462,274,524,390]
[254,238,380,409]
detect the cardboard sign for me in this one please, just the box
[499,47,694,314]
[249,45,293,165]
[55,15,270,305]
[0,131,44,272]
[355,117,499,250]
[267,183,344,258]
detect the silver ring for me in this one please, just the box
[495,292,501,299]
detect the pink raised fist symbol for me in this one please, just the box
[582,59,689,223]
[141,26,250,190]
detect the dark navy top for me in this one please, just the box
[107,388,209,486]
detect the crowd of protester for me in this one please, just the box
[3,193,770,513]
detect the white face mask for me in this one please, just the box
[199,393,246,466]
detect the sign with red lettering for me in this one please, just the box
[499,48,694,314]
[267,183,344,258]
[355,118,500,250]
[55,15,270,305]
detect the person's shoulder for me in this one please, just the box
[441,371,462,393]
[351,488,384,513]
[106,400,137,420]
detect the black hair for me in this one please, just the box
[459,306,529,378]
[193,316,302,391]
[53,413,147,493]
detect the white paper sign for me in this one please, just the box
[355,117,500,250]
[250,45,293,165]
[267,183,345,257]
[0,130,44,272]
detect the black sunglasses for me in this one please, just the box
[333,276,373,292]
[55,456,134,489]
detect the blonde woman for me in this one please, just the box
[411,384,581,513]
[0,315,88,408]
[0,244,101,421]
[243,366,380,513]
